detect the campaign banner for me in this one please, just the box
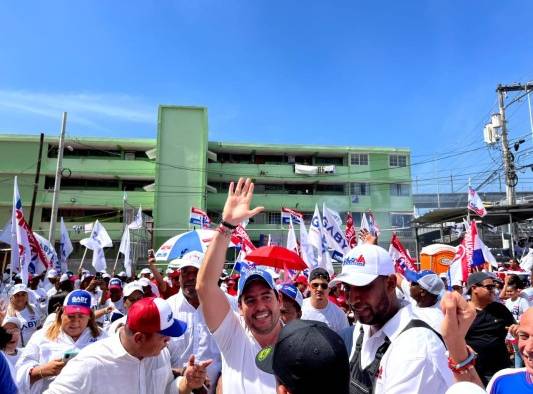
[281,207,303,225]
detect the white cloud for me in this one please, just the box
[0,90,156,130]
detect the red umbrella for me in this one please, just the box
[245,246,308,271]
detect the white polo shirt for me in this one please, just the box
[44,331,181,394]
[212,309,277,394]
[166,291,222,394]
[350,303,453,394]
[301,298,349,333]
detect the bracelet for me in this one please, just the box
[220,221,237,230]
[216,224,233,237]
[446,349,478,373]
[39,367,44,379]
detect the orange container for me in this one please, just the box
[419,244,457,275]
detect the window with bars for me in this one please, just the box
[390,183,411,196]
[267,212,281,224]
[391,213,414,228]
[389,154,407,167]
[350,153,369,166]
[350,183,370,196]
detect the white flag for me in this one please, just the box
[119,227,131,276]
[286,217,299,254]
[322,203,349,260]
[59,217,73,272]
[308,204,334,275]
[299,219,316,270]
[80,220,113,250]
[467,186,487,217]
[33,232,60,273]
[128,206,143,230]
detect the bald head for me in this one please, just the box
[518,307,533,375]
[520,307,533,327]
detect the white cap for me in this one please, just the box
[47,269,59,279]
[59,273,70,283]
[9,284,28,296]
[168,259,181,270]
[418,274,445,295]
[138,277,152,287]
[439,272,448,279]
[445,382,486,394]
[102,273,111,279]
[140,268,152,275]
[175,251,205,270]
[329,244,394,287]
[2,316,21,329]
[118,271,127,277]
[123,282,144,297]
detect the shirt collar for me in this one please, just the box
[363,301,412,341]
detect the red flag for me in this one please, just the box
[345,212,356,249]
[389,233,417,274]
[231,225,256,255]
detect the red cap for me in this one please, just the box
[126,297,187,337]
[294,275,308,285]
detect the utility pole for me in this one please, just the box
[29,133,45,228]
[495,83,533,256]
[48,112,67,245]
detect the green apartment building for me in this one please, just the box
[0,106,413,265]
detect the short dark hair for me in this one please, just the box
[309,268,330,283]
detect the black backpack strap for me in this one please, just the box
[399,319,445,347]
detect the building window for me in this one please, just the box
[391,213,414,228]
[389,154,407,167]
[316,184,345,194]
[390,183,410,196]
[267,212,281,225]
[350,183,370,196]
[350,153,368,166]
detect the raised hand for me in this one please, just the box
[183,354,213,390]
[222,178,264,226]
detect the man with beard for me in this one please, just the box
[301,268,349,333]
[331,243,453,394]
[166,250,222,394]
[197,177,283,394]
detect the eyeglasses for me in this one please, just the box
[475,284,496,291]
[311,283,328,290]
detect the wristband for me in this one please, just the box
[446,349,478,373]
[220,221,237,230]
[216,224,233,237]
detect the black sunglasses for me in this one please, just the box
[475,284,496,291]
[311,283,328,290]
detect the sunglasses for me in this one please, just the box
[475,284,496,291]
[311,283,328,290]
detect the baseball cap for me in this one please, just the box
[175,251,205,270]
[63,290,92,315]
[329,244,394,288]
[405,270,444,295]
[278,284,303,309]
[138,277,152,288]
[118,271,127,277]
[2,316,21,329]
[109,278,123,290]
[309,268,330,282]
[123,282,144,298]
[466,272,493,290]
[127,297,187,337]
[10,284,28,296]
[255,320,349,393]
[47,269,59,279]
[59,273,70,283]
[237,268,276,299]
[294,275,308,286]
[139,268,152,275]
[102,273,111,280]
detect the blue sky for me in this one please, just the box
[1,0,533,194]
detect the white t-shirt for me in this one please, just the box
[212,309,277,394]
[301,298,349,333]
[13,305,42,347]
[520,287,533,307]
[413,303,444,334]
[43,333,181,394]
[1,349,20,381]
[505,297,529,322]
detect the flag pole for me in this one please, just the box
[78,247,88,272]
[467,178,471,224]
[112,251,121,275]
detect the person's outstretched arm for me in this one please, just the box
[196,178,264,331]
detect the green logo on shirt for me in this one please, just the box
[257,346,273,362]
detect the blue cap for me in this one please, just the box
[109,278,123,289]
[278,284,303,309]
[63,290,92,315]
[404,269,435,283]
[237,268,276,299]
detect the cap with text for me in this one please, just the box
[237,268,276,299]
[127,297,187,337]
[329,244,394,288]
[63,290,92,315]
[109,278,123,290]
[278,284,303,309]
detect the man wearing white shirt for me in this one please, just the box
[197,177,282,394]
[45,297,209,394]
[330,243,453,394]
[396,270,445,333]
[166,250,222,394]
[301,268,349,334]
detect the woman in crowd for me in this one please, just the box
[6,284,42,347]
[1,317,22,378]
[15,290,107,394]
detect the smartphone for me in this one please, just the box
[62,350,79,363]
[148,249,155,259]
